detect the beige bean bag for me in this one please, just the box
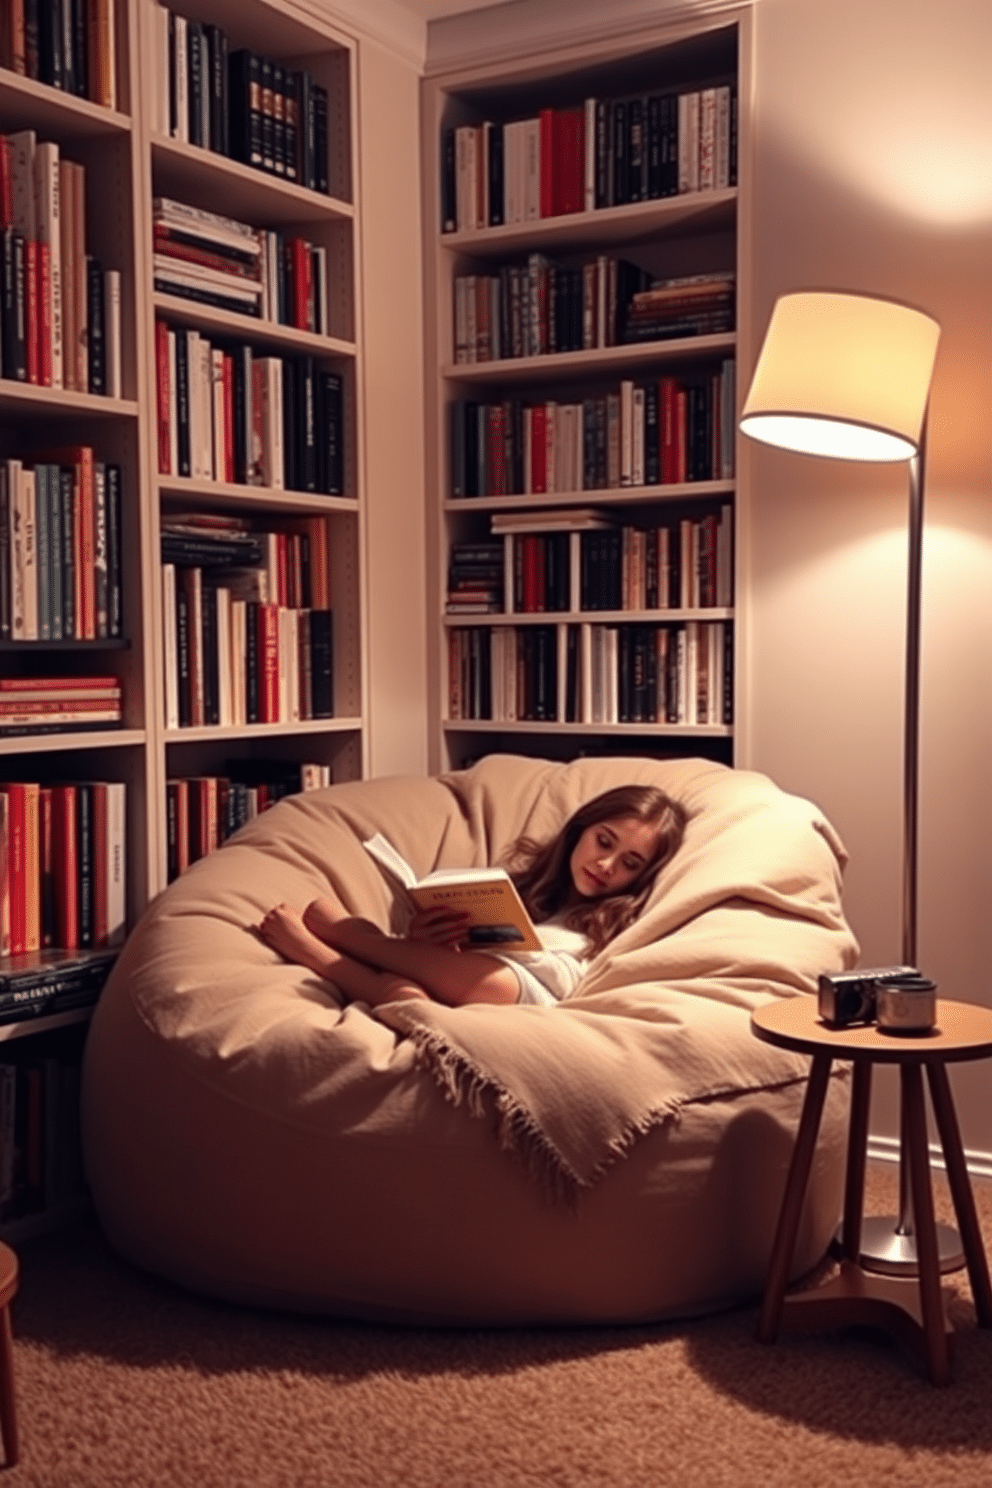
[81,754,858,1325]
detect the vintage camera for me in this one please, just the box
[817,966,918,1028]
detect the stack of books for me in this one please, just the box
[153,197,264,317]
[0,676,122,737]
[0,0,117,108]
[446,541,504,614]
[622,272,736,343]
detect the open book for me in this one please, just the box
[363,833,542,952]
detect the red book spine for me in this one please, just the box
[674,390,688,484]
[659,377,678,484]
[257,603,280,722]
[36,238,51,385]
[91,782,108,948]
[539,108,554,219]
[276,532,288,607]
[21,782,39,953]
[156,320,171,473]
[529,404,547,494]
[521,534,543,612]
[2,786,27,955]
[0,136,12,225]
[51,784,79,950]
[24,236,38,383]
[0,674,118,691]
[290,238,309,330]
[555,108,584,216]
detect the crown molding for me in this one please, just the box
[424,0,749,77]
[302,0,429,69]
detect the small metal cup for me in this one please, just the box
[875,974,937,1034]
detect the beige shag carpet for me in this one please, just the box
[5,1164,992,1488]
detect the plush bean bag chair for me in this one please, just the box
[81,754,858,1325]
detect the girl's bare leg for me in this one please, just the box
[313,913,520,1007]
[259,904,427,1005]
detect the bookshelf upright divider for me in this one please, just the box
[423,10,750,775]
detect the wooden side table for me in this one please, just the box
[751,995,992,1385]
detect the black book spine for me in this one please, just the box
[612,98,628,206]
[186,21,205,148]
[260,55,275,173]
[168,9,177,135]
[59,466,75,637]
[283,69,298,182]
[451,400,466,499]
[205,25,228,155]
[77,782,93,949]
[106,463,122,637]
[309,608,333,718]
[175,583,190,726]
[174,326,191,477]
[245,599,259,723]
[201,583,219,726]
[152,278,261,318]
[488,123,504,227]
[86,255,105,393]
[93,461,108,637]
[60,0,74,94]
[272,62,286,177]
[646,94,663,199]
[3,229,27,382]
[228,50,263,168]
[644,382,660,484]
[595,98,612,209]
[38,0,62,88]
[440,127,456,232]
[296,71,315,191]
[71,0,87,98]
[663,95,679,196]
[23,0,40,79]
[627,96,645,204]
[300,356,316,493]
[232,343,251,484]
[318,371,343,495]
[166,783,179,882]
[314,84,328,193]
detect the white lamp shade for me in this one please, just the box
[740,292,940,462]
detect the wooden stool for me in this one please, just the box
[0,1243,18,1468]
[751,996,992,1385]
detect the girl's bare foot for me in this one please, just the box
[259,903,340,980]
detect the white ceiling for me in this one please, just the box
[394,0,515,18]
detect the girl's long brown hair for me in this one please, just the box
[502,784,686,957]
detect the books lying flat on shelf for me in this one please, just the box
[363,832,542,951]
[0,948,118,1024]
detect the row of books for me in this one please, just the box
[450,363,736,497]
[0,778,126,957]
[448,506,733,616]
[150,6,330,194]
[155,323,344,494]
[0,673,122,737]
[153,196,330,333]
[0,0,116,109]
[454,260,733,364]
[448,619,733,728]
[166,761,331,882]
[0,451,123,646]
[442,84,737,233]
[0,131,121,392]
[0,1037,90,1220]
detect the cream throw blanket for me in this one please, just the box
[364,755,859,1201]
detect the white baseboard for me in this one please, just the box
[867,1134,992,1183]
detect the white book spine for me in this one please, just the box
[173,15,189,143]
[153,3,171,135]
[34,140,63,388]
[167,330,178,476]
[584,98,597,212]
[264,358,284,489]
[105,269,122,398]
[13,464,38,640]
[231,598,247,725]
[523,117,541,221]
[215,585,232,727]
[106,782,127,946]
[632,386,645,487]
[58,161,75,392]
[210,347,226,481]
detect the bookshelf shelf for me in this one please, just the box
[0,67,132,135]
[443,332,737,386]
[444,719,733,739]
[0,383,139,417]
[445,481,735,513]
[444,608,733,626]
[150,293,356,358]
[157,474,358,515]
[164,715,361,744]
[0,729,145,757]
[150,134,354,226]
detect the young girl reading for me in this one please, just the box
[259,784,686,1009]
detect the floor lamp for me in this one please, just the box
[738,290,960,1274]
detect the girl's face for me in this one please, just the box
[568,815,660,901]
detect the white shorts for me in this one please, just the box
[495,922,589,1006]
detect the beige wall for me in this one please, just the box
[356,36,430,778]
[741,0,992,1159]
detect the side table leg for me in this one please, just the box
[842,1060,872,1261]
[902,1062,951,1385]
[757,1052,832,1344]
[926,1061,992,1327]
